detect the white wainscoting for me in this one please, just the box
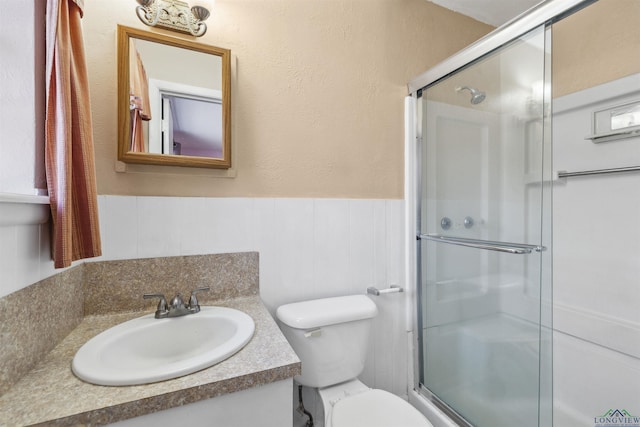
[96,195,408,396]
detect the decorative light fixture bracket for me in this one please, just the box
[135,0,210,37]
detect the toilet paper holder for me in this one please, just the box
[366,285,404,296]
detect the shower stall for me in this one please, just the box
[406,1,594,426]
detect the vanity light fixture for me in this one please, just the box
[135,0,212,37]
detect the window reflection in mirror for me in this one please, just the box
[118,25,231,169]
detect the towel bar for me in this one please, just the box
[557,166,640,178]
[419,234,545,254]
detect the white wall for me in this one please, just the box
[0,0,46,195]
[0,204,57,297]
[0,0,54,298]
[552,73,640,425]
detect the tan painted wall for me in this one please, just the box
[552,0,640,98]
[82,0,492,198]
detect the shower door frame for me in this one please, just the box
[405,0,596,425]
[407,0,595,94]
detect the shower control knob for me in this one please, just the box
[440,217,451,230]
[464,216,474,229]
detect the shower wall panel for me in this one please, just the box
[553,73,640,426]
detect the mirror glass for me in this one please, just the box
[118,25,231,168]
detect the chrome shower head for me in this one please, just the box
[456,86,486,105]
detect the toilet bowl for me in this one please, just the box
[276,295,432,427]
[318,379,430,427]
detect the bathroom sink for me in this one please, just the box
[72,306,255,386]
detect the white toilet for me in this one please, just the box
[276,295,433,427]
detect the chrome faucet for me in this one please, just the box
[143,287,210,319]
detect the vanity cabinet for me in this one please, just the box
[110,379,292,427]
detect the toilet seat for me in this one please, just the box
[331,389,432,427]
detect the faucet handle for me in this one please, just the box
[188,287,210,312]
[143,293,169,318]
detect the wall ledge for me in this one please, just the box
[0,192,50,226]
[554,302,640,360]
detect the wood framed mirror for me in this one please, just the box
[117,25,231,169]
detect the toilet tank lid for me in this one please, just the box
[276,295,378,329]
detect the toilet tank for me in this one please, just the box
[276,295,378,388]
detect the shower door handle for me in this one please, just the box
[418,234,545,254]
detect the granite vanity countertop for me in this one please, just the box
[0,296,301,426]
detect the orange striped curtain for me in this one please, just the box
[45,0,102,268]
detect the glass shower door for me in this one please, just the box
[416,25,552,427]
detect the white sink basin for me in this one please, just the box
[72,306,255,386]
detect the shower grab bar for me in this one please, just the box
[418,234,545,254]
[557,165,640,178]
